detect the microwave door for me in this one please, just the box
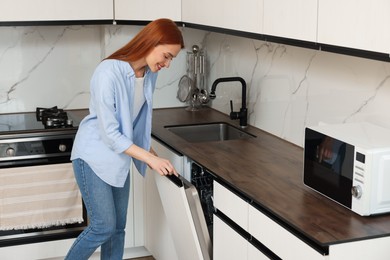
[153,173,212,260]
[304,128,354,209]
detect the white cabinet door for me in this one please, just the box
[182,0,263,33]
[214,216,271,260]
[0,0,113,21]
[129,163,146,247]
[114,0,181,21]
[263,0,317,42]
[213,216,248,260]
[214,181,248,230]
[318,0,390,53]
[248,205,324,260]
[144,138,183,260]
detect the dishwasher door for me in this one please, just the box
[153,173,212,260]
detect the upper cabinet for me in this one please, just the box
[318,0,390,53]
[182,0,264,34]
[0,0,113,21]
[263,0,318,42]
[2,0,388,59]
[114,0,181,21]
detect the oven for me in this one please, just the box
[0,107,88,248]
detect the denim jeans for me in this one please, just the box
[65,158,130,260]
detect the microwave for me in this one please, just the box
[303,122,390,216]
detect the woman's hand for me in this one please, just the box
[146,153,178,176]
[125,144,178,176]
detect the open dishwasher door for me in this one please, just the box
[153,173,212,260]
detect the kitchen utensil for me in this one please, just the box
[198,53,209,104]
[177,45,209,110]
[177,75,193,102]
[192,45,200,94]
[198,88,209,104]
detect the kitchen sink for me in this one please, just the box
[165,122,255,143]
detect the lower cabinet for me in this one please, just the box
[214,216,270,260]
[144,143,390,260]
[213,180,320,260]
[213,216,249,260]
[213,180,390,260]
[248,205,323,260]
[214,181,271,259]
[143,138,182,260]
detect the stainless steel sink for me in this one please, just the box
[165,122,255,143]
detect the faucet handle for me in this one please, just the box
[229,100,239,120]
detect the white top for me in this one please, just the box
[133,76,146,122]
[71,60,158,187]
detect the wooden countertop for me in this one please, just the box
[152,107,390,250]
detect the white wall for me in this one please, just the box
[0,25,389,146]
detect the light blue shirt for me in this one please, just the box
[71,59,157,187]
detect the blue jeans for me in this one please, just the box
[65,158,130,260]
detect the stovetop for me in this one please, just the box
[0,107,88,137]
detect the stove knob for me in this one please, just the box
[59,144,67,152]
[6,147,15,156]
[351,185,362,199]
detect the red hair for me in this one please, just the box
[106,18,184,62]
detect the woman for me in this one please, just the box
[65,18,184,259]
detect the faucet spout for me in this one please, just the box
[209,77,248,128]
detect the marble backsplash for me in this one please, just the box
[0,25,188,113]
[200,30,390,145]
[0,25,389,146]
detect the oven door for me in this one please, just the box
[0,163,86,247]
[303,127,355,209]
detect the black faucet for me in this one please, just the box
[209,77,248,128]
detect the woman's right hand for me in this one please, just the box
[146,154,178,176]
[125,144,178,176]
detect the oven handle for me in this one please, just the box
[0,152,71,162]
[0,134,75,143]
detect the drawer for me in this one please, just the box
[248,205,324,260]
[213,216,248,260]
[214,181,248,230]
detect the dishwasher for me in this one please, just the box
[153,160,214,260]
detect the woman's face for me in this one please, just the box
[145,44,182,73]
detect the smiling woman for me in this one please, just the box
[65,18,184,260]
